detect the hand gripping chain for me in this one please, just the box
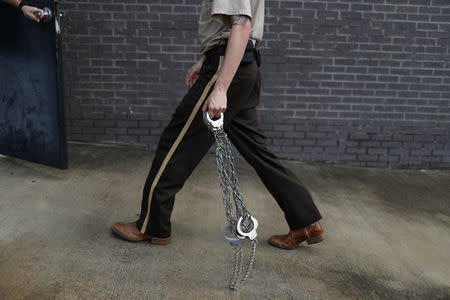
[203,112,258,290]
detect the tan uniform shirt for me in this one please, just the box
[198,0,264,54]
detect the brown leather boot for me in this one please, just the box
[111,221,171,245]
[268,221,324,250]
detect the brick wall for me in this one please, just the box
[60,0,450,169]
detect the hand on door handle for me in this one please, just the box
[33,7,53,23]
[17,1,43,23]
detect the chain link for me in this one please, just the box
[204,113,258,290]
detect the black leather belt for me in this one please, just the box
[205,39,261,67]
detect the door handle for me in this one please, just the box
[34,7,53,23]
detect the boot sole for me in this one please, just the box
[306,234,324,245]
[111,226,171,245]
[268,234,324,250]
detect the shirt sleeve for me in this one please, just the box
[211,0,252,19]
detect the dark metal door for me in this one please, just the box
[0,0,67,169]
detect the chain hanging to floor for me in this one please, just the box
[203,112,259,290]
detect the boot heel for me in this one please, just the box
[150,237,171,245]
[306,234,323,245]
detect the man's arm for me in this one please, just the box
[202,14,252,118]
[215,16,252,93]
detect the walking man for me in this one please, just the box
[112,0,324,250]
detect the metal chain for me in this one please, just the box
[240,239,258,284]
[203,113,258,290]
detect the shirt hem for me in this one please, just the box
[211,8,252,19]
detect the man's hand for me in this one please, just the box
[202,87,227,119]
[185,57,205,88]
[21,5,44,23]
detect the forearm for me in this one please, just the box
[214,17,252,93]
[3,0,20,8]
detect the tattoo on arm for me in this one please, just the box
[230,15,250,26]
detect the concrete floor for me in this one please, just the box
[0,142,449,299]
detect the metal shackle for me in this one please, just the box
[203,112,224,131]
[236,216,258,240]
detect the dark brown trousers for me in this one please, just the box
[136,51,322,238]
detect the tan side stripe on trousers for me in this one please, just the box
[140,56,224,233]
